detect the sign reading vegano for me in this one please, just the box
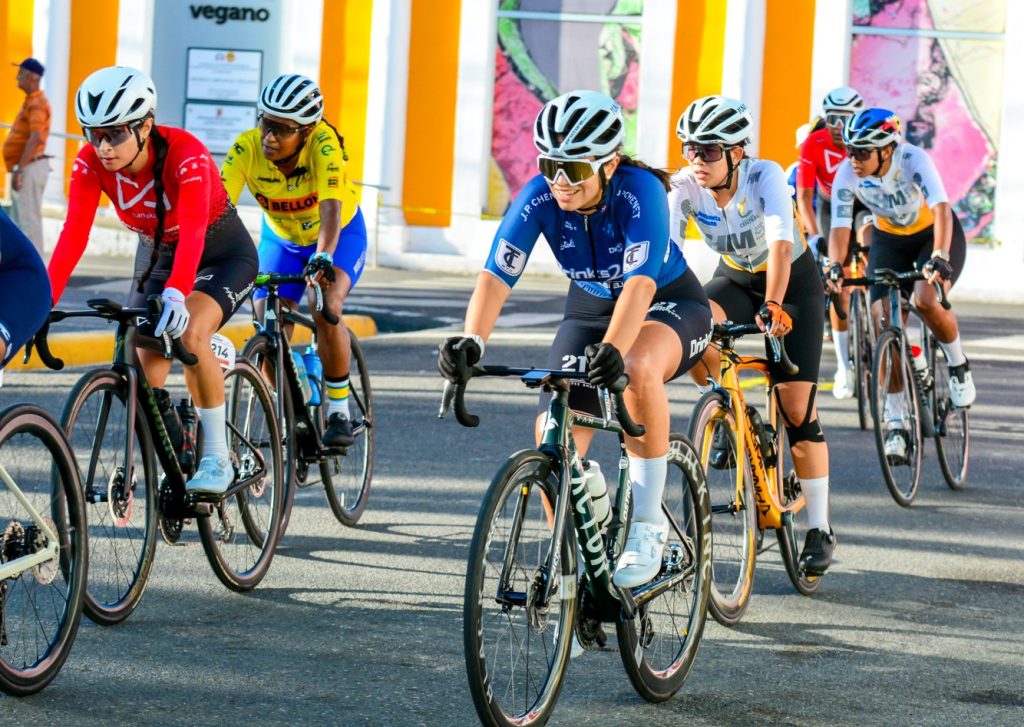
[186,48,262,102]
[185,102,257,155]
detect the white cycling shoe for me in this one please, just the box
[185,455,234,495]
[949,364,976,408]
[832,366,855,400]
[613,519,668,589]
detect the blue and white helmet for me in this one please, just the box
[75,66,157,127]
[843,108,902,148]
[533,90,624,159]
[258,74,324,125]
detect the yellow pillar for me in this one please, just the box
[319,0,373,184]
[759,0,816,166]
[0,0,34,197]
[65,0,119,196]
[401,0,461,226]
[667,0,727,169]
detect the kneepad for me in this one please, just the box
[777,384,825,445]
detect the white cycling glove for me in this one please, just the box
[154,287,189,339]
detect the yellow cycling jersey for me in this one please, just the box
[220,121,359,246]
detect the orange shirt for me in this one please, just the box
[3,90,51,170]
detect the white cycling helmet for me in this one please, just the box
[821,86,864,115]
[258,74,324,125]
[75,66,156,127]
[676,95,753,147]
[533,90,624,159]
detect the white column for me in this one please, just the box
[635,0,676,168]
[720,0,767,154]
[809,0,852,116]
[42,0,70,206]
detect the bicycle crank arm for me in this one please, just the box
[185,472,265,505]
[630,562,699,610]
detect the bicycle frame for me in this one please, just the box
[0,463,60,579]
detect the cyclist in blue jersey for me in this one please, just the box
[0,208,51,376]
[438,90,713,589]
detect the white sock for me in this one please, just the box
[938,336,967,367]
[326,376,351,418]
[833,331,850,371]
[696,382,714,395]
[801,476,830,531]
[628,454,667,525]
[198,405,229,459]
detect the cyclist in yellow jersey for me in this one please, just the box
[221,74,367,446]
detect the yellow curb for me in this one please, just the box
[8,315,377,372]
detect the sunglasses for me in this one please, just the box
[258,115,305,139]
[825,112,852,129]
[845,146,876,162]
[83,123,137,148]
[537,153,616,186]
[682,143,727,162]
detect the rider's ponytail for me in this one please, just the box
[617,155,672,192]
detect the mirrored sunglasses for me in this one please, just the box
[682,143,726,162]
[83,124,136,148]
[258,115,304,139]
[537,153,616,186]
[825,112,853,129]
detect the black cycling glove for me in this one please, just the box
[304,252,337,284]
[584,342,624,387]
[438,336,483,384]
[827,262,844,283]
[922,256,953,282]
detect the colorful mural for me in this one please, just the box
[487,0,643,216]
[850,0,1005,242]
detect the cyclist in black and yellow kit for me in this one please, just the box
[221,74,367,447]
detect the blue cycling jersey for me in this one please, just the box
[484,166,688,299]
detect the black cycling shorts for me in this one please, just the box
[817,189,871,251]
[544,267,713,416]
[867,213,966,304]
[704,249,824,384]
[128,207,258,336]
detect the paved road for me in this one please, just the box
[2,266,1022,724]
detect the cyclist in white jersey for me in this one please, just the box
[669,95,835,575]
[827,108,974,461]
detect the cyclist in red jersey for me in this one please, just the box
[797,86,872,399]
[47,66,258,494]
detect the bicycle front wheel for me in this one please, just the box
[928,335,970,490]
[871,329,923,506]
[686,391,756,626]
[61,368,157,625]
[464,450,573,727]
[0,405,88,696]
[850,289,873,431]
[198,359,284,591]
[616,433,711,703]
[320,331,375,526]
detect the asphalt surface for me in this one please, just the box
[1,264,1022,725]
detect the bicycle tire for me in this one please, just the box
[0,405,88,696]
[871,329,923,506]
[616,433,711,702]
[928,335,970,490]
[240,334,296,539]
[464,449,573,727]
[686,391,755,626]
[850,289,873,431]
[61,368,157,625]
[198,359,284,591]
[320,331,375,526]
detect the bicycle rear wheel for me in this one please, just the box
[320,331,375,526]
[199,359,284,591]
[616,433,711,702]
[0,405,88,696]
[928,335,969,490]
[686,391,756,626]
[871,330,923,506]
[61,368,157,625]
[850,289,873,431]
[464,450,573,727]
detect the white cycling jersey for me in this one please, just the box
[831,142,948,236]
[669,158,804,274]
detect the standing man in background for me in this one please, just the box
[4,57,51,255]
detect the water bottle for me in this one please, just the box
[291,350,313,404]
[910,345,932,390]
[176,399,199,476]
[153,387,183,453]
[582,460,612,531]
[301,347,323,406]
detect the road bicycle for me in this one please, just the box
[843,268,969,506]
[686,323,821,626]
[826,238,875,429]
[241,273,374,536]
[0,402,87,695]
[441,366,710,727]
[35,297,284,625]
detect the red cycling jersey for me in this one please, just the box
[48,125,230,302]
[796,127,848,199]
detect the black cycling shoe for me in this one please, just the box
[799,527,836,576]
[708,425,733,470]
[323,413,355,447]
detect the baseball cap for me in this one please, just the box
[13,57,45,76]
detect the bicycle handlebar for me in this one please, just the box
[838,267,950,310]
[253,272,341,325]
[438,367,646,438]
[712,322,799,376]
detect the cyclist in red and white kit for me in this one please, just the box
[48,66,258,494]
